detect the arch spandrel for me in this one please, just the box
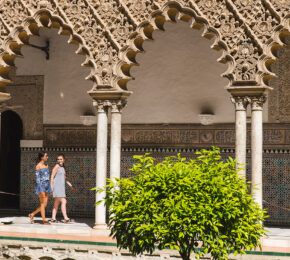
[0,0,289,99]
[53,0,121,88]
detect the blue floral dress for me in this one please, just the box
[35,168,52,195]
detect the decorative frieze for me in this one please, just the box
[43,124,290,148]
[44,127,96,147]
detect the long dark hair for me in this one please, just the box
[37,152,47,163]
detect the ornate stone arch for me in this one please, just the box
[115,2,236,90]
[258,0,290,86]
[0,8,100,96]
[0,10,98,83]
[87,0,289,93]
[0,0,289,102]
[0,0,124,103]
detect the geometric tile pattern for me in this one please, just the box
[20,147,290,225]
[20,149,96,218]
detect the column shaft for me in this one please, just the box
[232,97,248,179]
[110,111,122,182]
[251,97,265,209]
[95,106,108,228]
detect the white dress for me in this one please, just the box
[52,165,66,198]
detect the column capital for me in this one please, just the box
[231,96,250,111]
[93,100,111,113]
[93,99,127,113]
[250,95,267,111]
[111,99,127,113]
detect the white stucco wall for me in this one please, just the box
[124,22,231,123]
[15,29,94,125]
[14,22,268,124]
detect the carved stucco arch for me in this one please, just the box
[0,9,99,94]
[115,0,290,92]
[259,2,290,86]
[116,2,235,90]
[0,0,289,102]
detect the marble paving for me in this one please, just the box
[1,217,290,259]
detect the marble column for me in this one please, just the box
[110,101,124,183]
[93,101,109,229]
[251,96,266,209]
[231,96,249,179]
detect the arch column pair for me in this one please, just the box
[229,86,271,209]
[89,91,130,229]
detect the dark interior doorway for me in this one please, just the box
[0,110,23,209]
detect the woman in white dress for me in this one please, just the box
[50,154,75,223]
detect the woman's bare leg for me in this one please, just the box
[39,192,48,222]
[60,198,69,220]
[52,198,60,220]
[31,205,41,217]
[30,192,45,216]
[29,192,48,222]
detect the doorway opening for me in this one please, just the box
[0,110,23,209]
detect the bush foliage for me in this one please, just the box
[95,147,266,260]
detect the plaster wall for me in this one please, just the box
[15,29,94,125]
[14,22,269,124]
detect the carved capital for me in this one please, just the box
[93,100,111,113]
[231,96,250,111]
[111,99,127,113]
[250,95,267,111]
[93,99,127,113]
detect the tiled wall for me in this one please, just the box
[20,147,290,225]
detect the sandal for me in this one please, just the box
[62,218,74,223]
[42,221,51,225]
[28,214,34,224]
[49,219,57,223]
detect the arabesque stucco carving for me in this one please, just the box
[0,0,289,102]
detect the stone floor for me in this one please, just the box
[1,217,290,259]
[0,216,111,239]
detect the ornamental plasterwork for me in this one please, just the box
[268,0,290,19]
[268,36,290,123]
[0,0,289,100]
[231,96,250,111]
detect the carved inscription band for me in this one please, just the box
[43,124,290,148]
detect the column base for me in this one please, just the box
[92,224,110,236]
[93,224,108,230]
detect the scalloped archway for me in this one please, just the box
[0,0,288,97]
[116,3,235,90]
[0,9,98,101]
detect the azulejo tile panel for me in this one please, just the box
[20,147,290,225]
[20,148,96,218]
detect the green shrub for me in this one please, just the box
[95,147,267,260]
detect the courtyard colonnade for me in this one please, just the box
[0,0,289,228]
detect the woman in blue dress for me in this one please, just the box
[28,152,52,225]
